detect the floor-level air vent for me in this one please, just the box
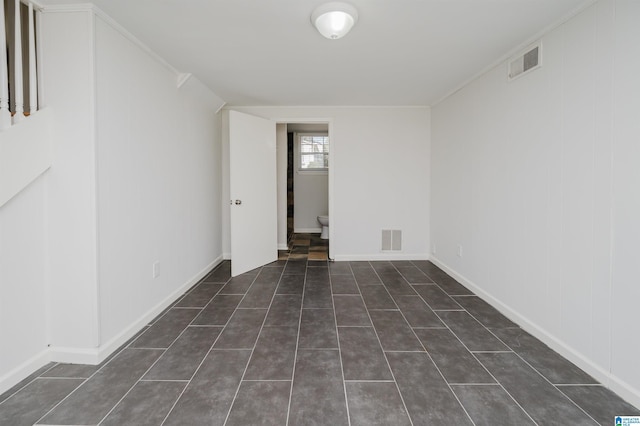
[382,230,402,251]
[508,43,541,80]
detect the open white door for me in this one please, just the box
[229,110,277,277]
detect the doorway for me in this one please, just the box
[276,121,330,260]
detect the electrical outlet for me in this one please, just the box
[457,245,463,258]
[152,261,160,278]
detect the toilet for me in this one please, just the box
[317,215,329,239]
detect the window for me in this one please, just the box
[298,133,329,171]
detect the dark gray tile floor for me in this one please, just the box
[1,259,639,425]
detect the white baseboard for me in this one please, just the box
[294,228,322,233]
[87,255,224,365]
[49,346,101,365]
[429,255,640,409]
[333,253,430,262]
[278,243,289,250]
[0,350,51,396]
[0,255,226,395]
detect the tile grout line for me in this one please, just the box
[381,261,477,426]
[159,271,241,425]
[355,261,417,426]
[222,262,287,425]
[32,325,157,425]
[285,258,308,426]
[366,258,608,423]
[146,265,223,327]
[394,262,483,425]
[7,259,628,425]
[411,268,539,426]
[98,268,231,426]
[96,347,173,425]
[332,263,353,426]
[394,263,435,286]
[431,272,598,424]
[461,307,601,425]
[0,363,59,407]
[430,312,539,425]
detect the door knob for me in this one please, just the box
[235,200,242,205]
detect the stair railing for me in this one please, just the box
[1,0,39,130]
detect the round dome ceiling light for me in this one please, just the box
[311,2,358,40]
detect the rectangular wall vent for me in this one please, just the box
[382,230,402,251]
[508,43,541,80]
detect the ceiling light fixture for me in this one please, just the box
[311,2,358,40]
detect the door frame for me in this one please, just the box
[275,118,334,260]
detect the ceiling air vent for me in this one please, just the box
[508,43,541,81]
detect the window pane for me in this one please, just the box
[301,153,327,169]
[300,135,329,169]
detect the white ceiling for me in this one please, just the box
[39,0,595,106]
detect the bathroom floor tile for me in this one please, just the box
[290,245,309,254]
[287,253,308,260]
[308,251,328,261]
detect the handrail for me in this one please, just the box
[0,0,11,128]
[13,0,25,123]
[28,2,37,114]
[0,0,38,130]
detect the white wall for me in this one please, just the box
[0,176,48,393]
[94,15,225,350]
[0,7,225,394]
[609,0,640,407]
[0,10,94,393]
[431,0,640,406]
[0,110,52,392]
[224,107,431,260]
[293,166,328,233]
[40,10,100,352]
[0,110,53,208]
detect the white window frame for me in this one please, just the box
[296,132,329,174]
